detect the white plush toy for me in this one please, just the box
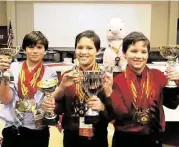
[103,17,127,71]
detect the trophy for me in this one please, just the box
[37,79,58,125]
[82,71,104,124]
[0,47,20,82]
[160,45,179,108]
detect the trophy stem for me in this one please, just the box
[165,59,177,88]
[166,81,177,88]
[85,108,99,124]
[86,108,99,116]
[44,92,57,119]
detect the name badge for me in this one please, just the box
[79,117,93,137]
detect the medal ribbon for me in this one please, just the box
[18,61,45,99]
[125,65,153,109]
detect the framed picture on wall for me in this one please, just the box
[0,26,7,46]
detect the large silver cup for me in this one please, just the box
[82,71,104,124]
[160,45,179,109]
[37,79,58,125]
[0,47,20,81]
[160,45,179,87]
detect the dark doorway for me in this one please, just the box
[0,26,7,47]
[177,19,179,44]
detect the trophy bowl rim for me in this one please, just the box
[83,70,104,73]
[159,45,179,59]
[159,45,179,49]
[0,47,20,57]
[37,79,58,89]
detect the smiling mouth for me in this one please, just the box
[134,61,143,64]
[134,60,142,62]
[80,57,88,59]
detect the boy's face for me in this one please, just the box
[25,43,46,64]
[75,37,98,68]
[124,41,149,74]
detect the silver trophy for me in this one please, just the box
[160,45,179,87]
[160,45,179,109]
[0,47,20,82]
[82,71,104,124]
[37,79,58,125]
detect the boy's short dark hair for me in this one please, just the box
[75,30,101,51]
[22,31,48,51]
[122,31,150,54]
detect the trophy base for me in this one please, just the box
[84,115,99,124]
[0,76,13,82]
[43,115,58,126]
[163,87,179,109]
[10,76,14,81]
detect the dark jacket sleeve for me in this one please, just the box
[155,69,179,109]
[98,89,134,124]
[98,92,114,122]
[162,87,179,109]
[54,96,66,115]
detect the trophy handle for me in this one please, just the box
[11,46,20,57]
[167,59,176,65]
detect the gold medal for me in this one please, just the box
[135,109,150,125]
[15,100,29,112]
[79,110,84,115]
[139,112,150,125]
[15,99,37,113]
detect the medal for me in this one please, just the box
[135,109,151,125]
[79,110,84,115]
[72,99,86,117]
[15,99,36,113]
[15,100,29,112]
[138,111,150,125]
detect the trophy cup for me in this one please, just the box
[0,47,20,82]
[37,79,58,125]
[160,45,179,108]
[82,71,104,124]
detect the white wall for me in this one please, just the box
[0,1,7,26]
[34,3,151,47]
[0,1,179,47]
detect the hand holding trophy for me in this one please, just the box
[0,47,20,82]
[82,71,104,124]
[160,45,179,107]
[37,79,58,125]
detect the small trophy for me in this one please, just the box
[160,45,179,108]
[37,79,58,125]
[0,47,20,82]
[82,71,104,124]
